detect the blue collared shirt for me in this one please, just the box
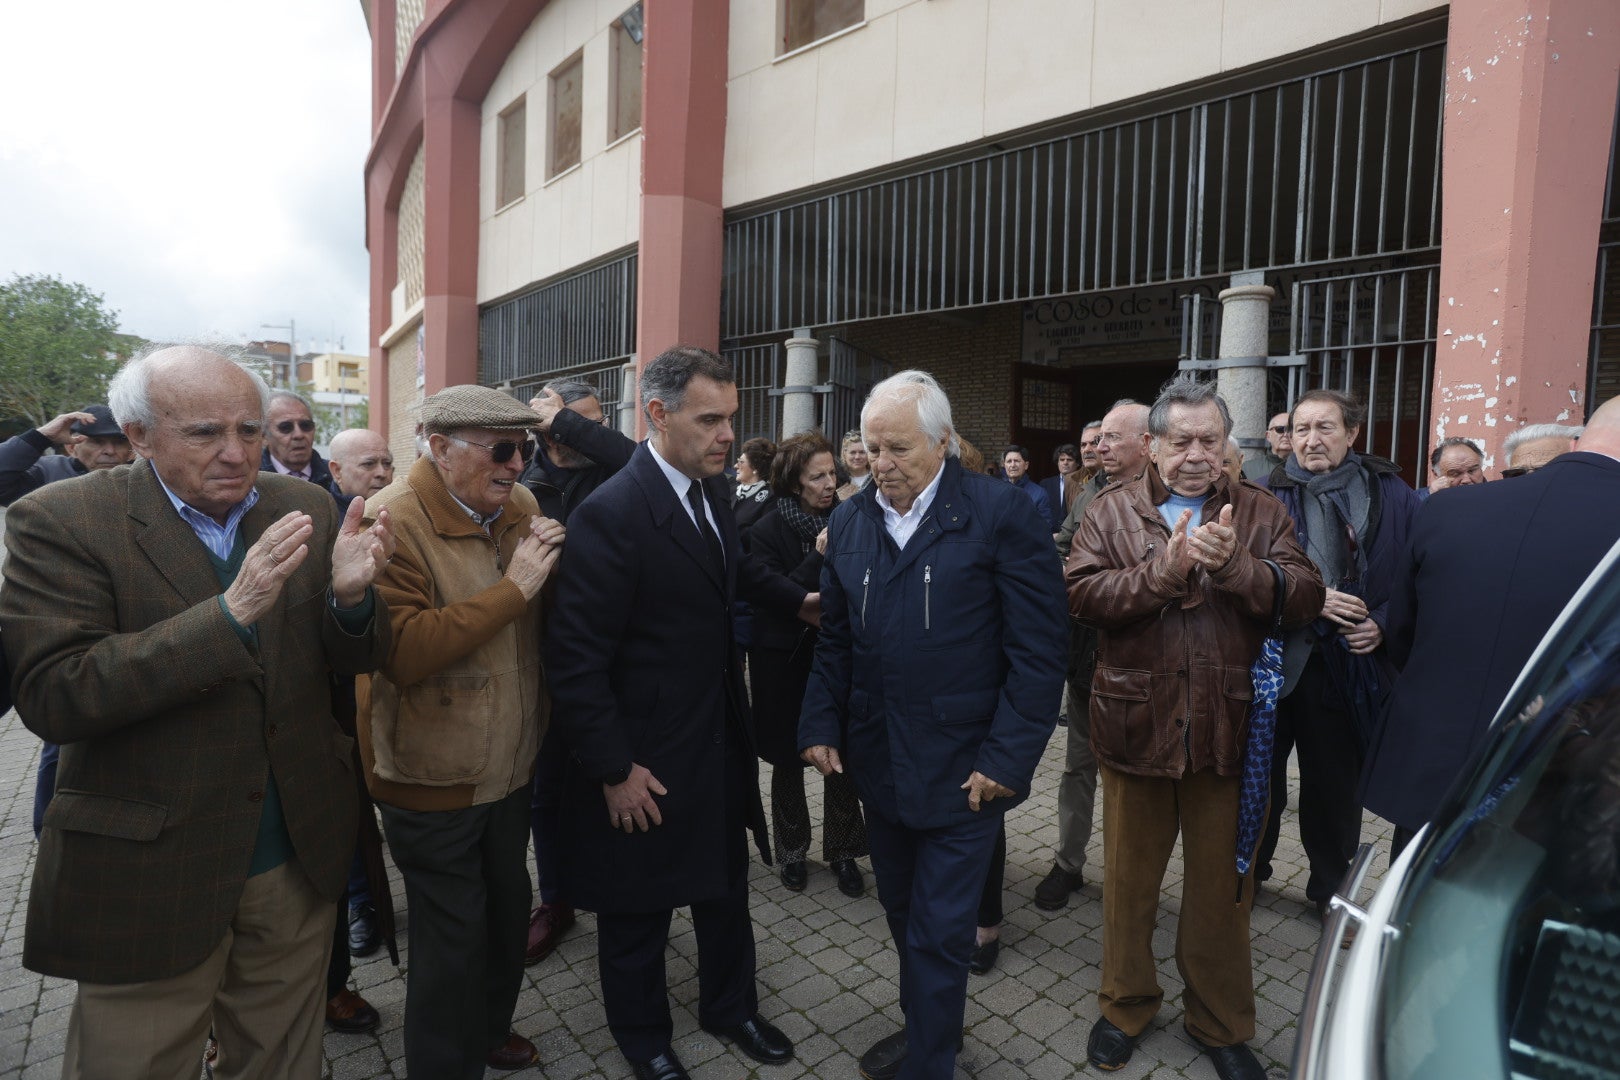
[153,469,261,560]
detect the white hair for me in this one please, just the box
[860,370,960,457]
[1502,423,1583,466]
[109,343,272,429]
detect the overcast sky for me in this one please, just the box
[0,1,373,355]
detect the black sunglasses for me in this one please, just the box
[275,418,317,434]
[1500,466,1530,478]
[1270,425,1290,434]
[450,435,534,464]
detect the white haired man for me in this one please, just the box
[1501,423,1584,477]
[800,370,1067,1080]
[0,346,392,1078]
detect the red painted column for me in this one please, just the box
[636,0,729,367]
[1434,0,1620,469]
[420,85,483,392]
[371,0,397,132]
[366,160,399,437]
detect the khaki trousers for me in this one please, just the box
[1055,676,1099,873]
[64,859,334,1080]
[1098,764,1256,1048]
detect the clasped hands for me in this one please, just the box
[222,498,394,626]
[802,745,1014,811]
[1161,504,1237,583]
[1321,587,1382,655]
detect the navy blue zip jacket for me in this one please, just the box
[798,456,1067,830]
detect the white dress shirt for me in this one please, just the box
[875,464,945,549]
[648,439,724,552]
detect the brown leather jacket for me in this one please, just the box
[1066,467,1323,779]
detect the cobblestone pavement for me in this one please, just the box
[0,706,1390,1079]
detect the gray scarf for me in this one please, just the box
[1285,450,1370,587]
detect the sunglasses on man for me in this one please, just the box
[275,418,317,434]
[449,435,534,464]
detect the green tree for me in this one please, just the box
[0,274,126,427]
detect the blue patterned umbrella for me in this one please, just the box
[1237,636,1284,878]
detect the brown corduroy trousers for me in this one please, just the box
[1098,764,1257,1048]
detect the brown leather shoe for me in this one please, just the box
[325,989,380,1034]
[487,1032,539,1071]
[524,902,576,966]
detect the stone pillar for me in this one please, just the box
[781,335,820,438]
[618,358,639,438]
[1435,0,1620,469]
[1216,278,1276,471]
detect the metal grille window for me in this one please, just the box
[478,252,637,386]
[723,43,1444,341]
[724,344,785,445]
[824,338,892,446]
[1290,263,1439,479]
[502,360,625,422]
[1019,372,1074,433]
[1587,105,1620,412]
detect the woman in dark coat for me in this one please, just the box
[747,431,869,897]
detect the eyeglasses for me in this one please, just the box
[449,435,534,464]
[1500,466,1531,478]
[1270,425,1290,434]
[275,418,316,434]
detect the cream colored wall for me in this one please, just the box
[724,0,1445,207]
[477,0,642,304]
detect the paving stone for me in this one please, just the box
[0,707,1386,1079]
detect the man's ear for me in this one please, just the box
[123,423,154,460]
[646,398,668,434]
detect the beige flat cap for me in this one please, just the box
[420,385,542,434]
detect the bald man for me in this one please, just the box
[0,346,393,1078]
[329,428,396,499]
[1363,397,1620,858]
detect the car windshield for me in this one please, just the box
[1374,542,1620,1080]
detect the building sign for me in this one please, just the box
[1022,283,1218,365]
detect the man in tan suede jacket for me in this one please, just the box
[358,385,565,1079]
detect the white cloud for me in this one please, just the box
[0,0,373,353]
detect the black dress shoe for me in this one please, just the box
[347,902,379,958]
[780,860,807,891]
[831,858,865,898]
[1086,1016,1140,1071]
[968,936,1000,975]
[1032,864,1085,910]
[857,1029,965,1080]
[325,989,380,1034]
[630,1048,689,1080]
[703,1015,793,1064]
[1196,1039,1267,1080]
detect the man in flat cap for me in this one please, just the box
[358,384,566,1078]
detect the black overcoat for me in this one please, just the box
[1360,451,1620,829]
[546,444,804,913]
[745,505,823,768]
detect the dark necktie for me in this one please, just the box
[686,479,725,574]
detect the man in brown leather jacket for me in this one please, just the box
[1067,377,1322,1080]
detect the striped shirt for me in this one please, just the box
[153,470,261,561]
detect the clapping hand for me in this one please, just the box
[331,498,394,607]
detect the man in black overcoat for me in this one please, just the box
[1361,397,1620,855]
[545,346,815,1080]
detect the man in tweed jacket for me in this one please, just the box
[0,346,393,1080]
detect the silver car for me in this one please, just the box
[1294,539,1620,1080]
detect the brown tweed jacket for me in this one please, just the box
[0,460,390,984]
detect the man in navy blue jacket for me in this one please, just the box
[800,371,1067,1080]
[1362,401,1620,854]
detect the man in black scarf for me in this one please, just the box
[1258,389,1422,914]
